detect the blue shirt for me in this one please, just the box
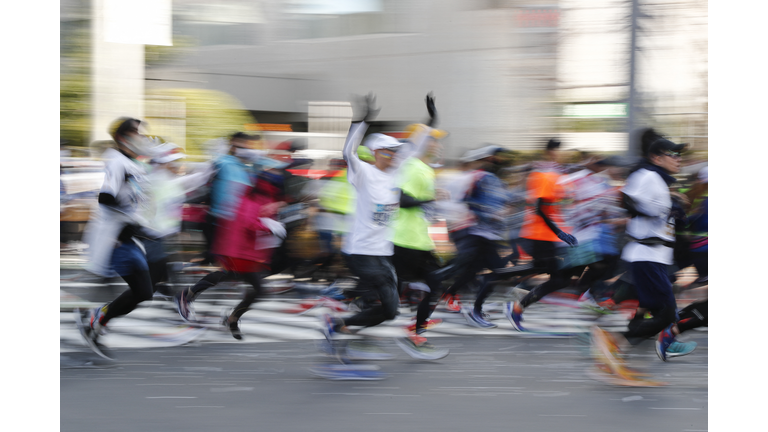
[209,155,252,221]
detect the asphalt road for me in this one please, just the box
[61,332,708,432]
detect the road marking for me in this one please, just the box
[210,387,254,392]
[365,413,412,415]
[312,393,418,397]
[146,396,197,399]
[176,406,224,409]
[649,407,702,410]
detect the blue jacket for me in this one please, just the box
[464,170,512,235]
[209,155,252,221]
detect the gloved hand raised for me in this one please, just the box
[426,92,438,127]
[352,92,381,123]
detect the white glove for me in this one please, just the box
[260,218,287,239]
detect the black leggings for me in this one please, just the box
[188,270,264,320]
[392,246,443,331]
[677,300,708,334]
[623,302,678,345]
[102,271,154,325]
[518,240,569,308]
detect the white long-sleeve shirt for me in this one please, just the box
[341,122,432,256]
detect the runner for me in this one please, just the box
[591,129,696,381]
[429,144,522,328]
[319,93,448,361]
[76,117,159,357]
[390,106,451,354]
[196,132,260,265]
[503,139,578,331]
[142,143,213,297]
[173,175,286,339]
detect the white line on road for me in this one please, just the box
[146,396,198,399]
[365,413,412,415]
[176,406,224,409]
[649,407,702,410]
[312,393,418,397]
[210,387,254,392]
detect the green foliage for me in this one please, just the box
[146,88,256,158]
[60,25,91,147]
[145,35,197,67]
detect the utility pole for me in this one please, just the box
[627,0,639,156]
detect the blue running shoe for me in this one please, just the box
[463,308,497,328]
[655,325,676,361]
[505,301,525,331]
[665,340,697,359]
[173,288,195,322]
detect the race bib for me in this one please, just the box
[372,203,399,226]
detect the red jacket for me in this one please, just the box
[212,183,280,263]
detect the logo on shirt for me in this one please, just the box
[373,203,399,226]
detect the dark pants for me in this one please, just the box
[188,270,264,320]
[434,231,505,293]
[677,299,707,333]
[200,213,218,265]
[342,254,399,328]
[622,261,678,345]
[392,246,442,331]
[518,240,569,308]
[102,242,154,325]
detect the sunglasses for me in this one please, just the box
[378,150,396,159]
[662,151,681,159]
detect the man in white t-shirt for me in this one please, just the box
[591,129,696,379]
[77,117,160,355]
[319,94,438,357]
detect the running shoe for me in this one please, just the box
[406,318,443,334]
[87,305,107,336]
[221,310,243,340]
[394,334,450,360]
[462,308,497,328]
[443,294,462,313]
[665,340,697,358]
[318,313,338,350]
[173,288,195,322]
[656,325,676,361]
[504,301,525,331]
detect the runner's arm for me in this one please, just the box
[342,121,369,185]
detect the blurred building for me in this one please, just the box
[143,0,563,159]
[62,0,707,158]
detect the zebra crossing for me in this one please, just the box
[60,288,636,356]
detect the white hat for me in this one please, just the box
[364,133,403,152]
[460,145,504,163]
[152,143,184,164]
[697,166,708,183]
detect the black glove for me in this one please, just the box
[352,92,381,123]
[426,92,438,127]
[557,231,579,247]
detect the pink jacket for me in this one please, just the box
[212,189,277,263]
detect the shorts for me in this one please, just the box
[111,242,149,277]
[217,255,269,274]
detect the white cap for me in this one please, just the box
[151,143,184,164]
[460,145,503,163]
[698,166,708,183]
[364,133,403,152]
